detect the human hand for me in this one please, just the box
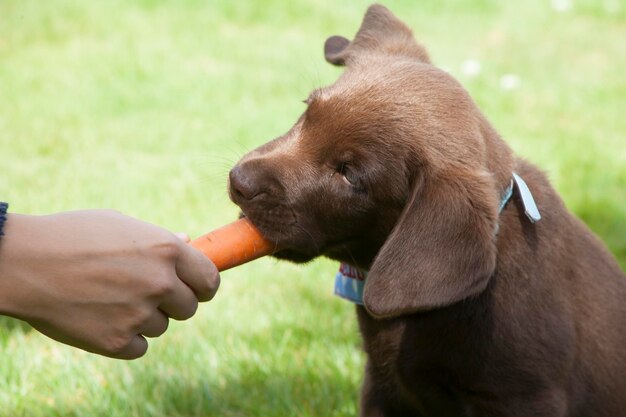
[0,210,220,359]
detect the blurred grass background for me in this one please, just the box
[0,0,624,416]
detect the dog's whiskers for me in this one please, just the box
[343,244,360,269]
[293,222,320,255]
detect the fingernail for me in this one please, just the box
[175,232,190,243]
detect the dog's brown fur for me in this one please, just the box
[228,5,626,416]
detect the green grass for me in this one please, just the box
[0,0,624,415]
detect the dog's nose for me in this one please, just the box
[229,163,264,201]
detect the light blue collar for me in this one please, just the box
[334,263,367,305]
[499,179,514,213]
[334,173,540,305]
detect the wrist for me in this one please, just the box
[0,213,41,318]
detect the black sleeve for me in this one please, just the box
[0,202,8,238]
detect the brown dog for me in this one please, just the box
[228,5,626,416]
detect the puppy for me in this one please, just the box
[228,5,626,416]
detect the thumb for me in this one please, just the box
[175,242,220,302]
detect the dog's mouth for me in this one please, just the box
[236,209,323,263]
[238,209,369,267]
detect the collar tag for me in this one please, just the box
[334,263,366,305]
[512,173,541,223]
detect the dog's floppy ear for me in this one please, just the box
[324,4,430,66]
[363,170,498,318]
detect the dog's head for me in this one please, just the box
[229,4,514,318]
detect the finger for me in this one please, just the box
[175,242,221,302]
[139,310,169,338]
[158,273,199,321]
[111,335,149,360]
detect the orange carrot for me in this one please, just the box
[190,218,276,271]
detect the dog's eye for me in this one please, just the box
[337,162,361,189]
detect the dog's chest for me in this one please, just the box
[355,306,493,415]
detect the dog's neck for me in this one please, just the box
[480,118,516,193]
